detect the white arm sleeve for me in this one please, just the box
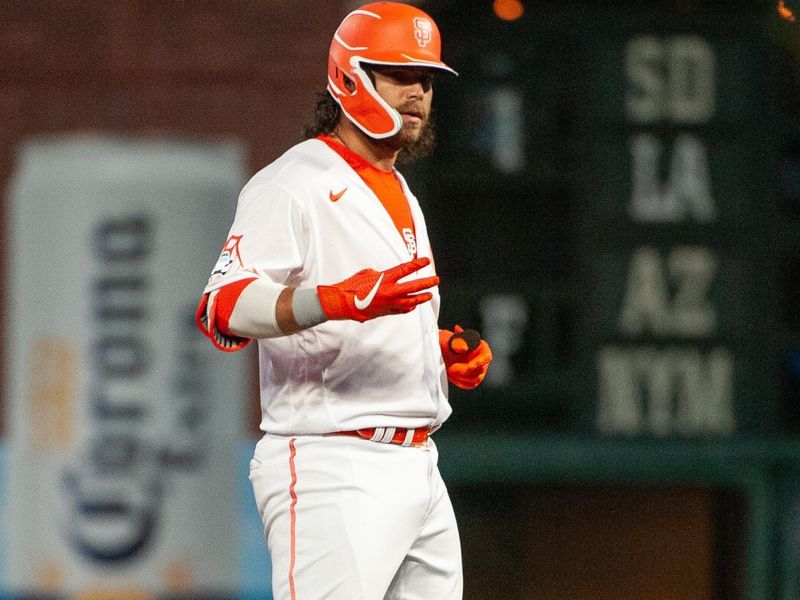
[226,278,285,339]
[227,281,328,339]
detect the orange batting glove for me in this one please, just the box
[317,257,439,323]
[439,325,493,389]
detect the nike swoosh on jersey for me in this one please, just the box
[354,273,384,310]
[329,187,347,202]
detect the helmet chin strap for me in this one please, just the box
[345,60,404,139]
[340,104,401,142]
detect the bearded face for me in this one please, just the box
[392,112,436,165]
[390,99,428,144]
[367,65,437,160]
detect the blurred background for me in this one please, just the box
[2,0,800,598]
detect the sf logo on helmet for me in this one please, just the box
[413,17,433,47]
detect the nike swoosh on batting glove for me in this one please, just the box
[439,325,493,389]
[317,257,439,322]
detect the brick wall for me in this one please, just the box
[0,1,350,433]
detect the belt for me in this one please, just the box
[334,426,431,447]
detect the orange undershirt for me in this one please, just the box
[318,134,416,257]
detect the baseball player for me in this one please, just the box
[196,3,493,598]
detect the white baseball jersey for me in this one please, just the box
[203,138,451,435]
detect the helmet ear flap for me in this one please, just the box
[334,65,403,139]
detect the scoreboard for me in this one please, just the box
[423,0,799,437]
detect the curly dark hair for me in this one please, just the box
[303,91,436,166]
[303,91,341,139]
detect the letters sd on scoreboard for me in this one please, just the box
[574,12,779,438]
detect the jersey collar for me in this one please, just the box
[317,134,395,175]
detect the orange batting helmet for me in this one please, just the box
[327,2,457,139]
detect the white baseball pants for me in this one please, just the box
[249,433,463,600]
